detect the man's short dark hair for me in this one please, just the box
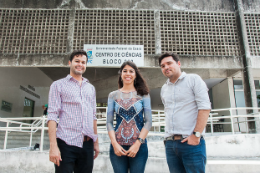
[69,50,88,62]
[158,52,180,66]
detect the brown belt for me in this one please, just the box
[83,136,91,142]
[164,135,203,142]
[165,135,184,141]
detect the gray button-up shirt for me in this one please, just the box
[161,72,211,138]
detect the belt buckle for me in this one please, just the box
[84,136,90,142]
[173,135,182,140]
[164,135,183,142]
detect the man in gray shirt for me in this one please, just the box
[159,52,211,173]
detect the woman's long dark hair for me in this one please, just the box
[118,61,149,96]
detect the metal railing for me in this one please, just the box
[0,107,259,151]
[0,116,48,151]
[207,107,260,135]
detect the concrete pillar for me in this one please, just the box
[228,77,236,109]
[235,0,259,133]
[66,1,76,54]
[228,77,242,132]
[154,10,161,55]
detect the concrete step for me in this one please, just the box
[1,133,260,172]
[0,151,260,173]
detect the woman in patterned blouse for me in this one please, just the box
[106,61,152,173]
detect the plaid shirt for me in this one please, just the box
[47,75,97,148]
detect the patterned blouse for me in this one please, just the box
[106,90,152,146]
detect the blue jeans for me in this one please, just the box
[109,143,148,173]
[165,138,206,173]
[55,138,94,173]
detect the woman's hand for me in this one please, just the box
[112,142,127,157]
[126,140,141,158]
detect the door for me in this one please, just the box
[22,97,35,124]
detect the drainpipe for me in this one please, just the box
[235,0,258,133]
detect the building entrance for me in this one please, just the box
[22,98,35,123]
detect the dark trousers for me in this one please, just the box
[55,138,94,173]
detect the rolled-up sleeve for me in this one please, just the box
[193,75,211,110]
[47,82,61,124]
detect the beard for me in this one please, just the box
[164,70,173,78]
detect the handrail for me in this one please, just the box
[0,119,33,125]
[208,107,260,111]
[0,127,48,130]
[0,107,259,151]
[0,115,48,151]
[208,107,260,135]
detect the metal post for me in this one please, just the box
[105,107,107,118]
[29,124,33,147]
[210,113,213,135]
[158,111,161,132]
[245,115,249,133]
[40,116,45,152]
[230,108,235,134]
[4,122,9,149]
[153,111,155,131]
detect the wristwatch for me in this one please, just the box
[137,138,145,144]
[193,131,201,138]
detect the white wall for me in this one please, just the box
[150,88,164,110]
[212,79,234,132]
[212,79,231,109]
[0,67,53,123]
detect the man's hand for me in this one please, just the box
[126,141,141,158]
[93,139,100,159]
[49,145,62,166]
[181,134,200,145]
[112,142,127,157]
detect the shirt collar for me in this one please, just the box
[66,74,89,83]
[166,72,187,85]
